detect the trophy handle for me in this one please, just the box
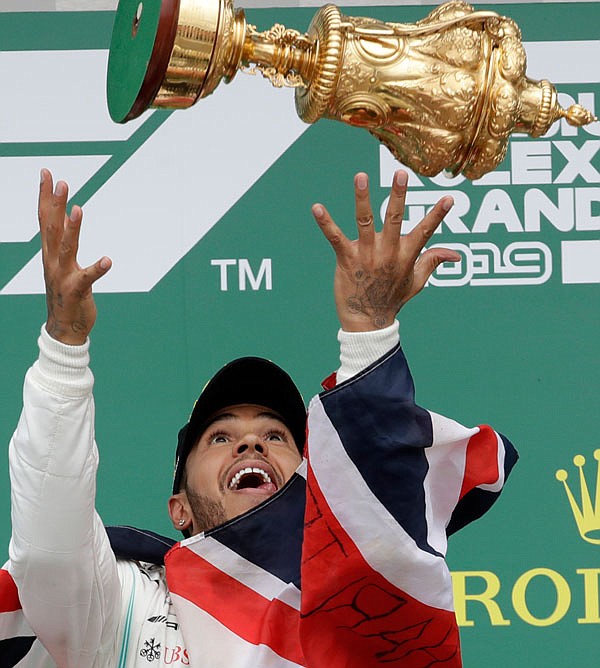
[350,9,500,38]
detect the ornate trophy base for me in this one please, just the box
[107,0,596,179]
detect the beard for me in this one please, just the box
[185,484,227,533]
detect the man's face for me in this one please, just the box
[178,404,303,534]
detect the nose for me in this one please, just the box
[234,436,267,457]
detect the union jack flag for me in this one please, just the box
[1,346,517,666]
[165,345,517,667]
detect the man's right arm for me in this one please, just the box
[9,327,121,667]
[8,170,119,667]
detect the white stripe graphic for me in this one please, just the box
[0,51,146,143]
[525,40,600,84]
[1,51,309,294]
[2,40,599,293]
[562,240,600,283]
[307,396,454,611]
[0,155,110,243]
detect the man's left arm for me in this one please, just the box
[311,169,518,529]
[298,171,517,667]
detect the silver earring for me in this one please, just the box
[178,519,185,526]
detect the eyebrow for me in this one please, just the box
[204,411,286,429]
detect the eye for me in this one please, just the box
[265,430,287,443]
[207,431,230,445]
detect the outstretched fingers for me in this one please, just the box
[38,169,112,343]
[381,170,408,251]
[80,256,113,291]
[58,205,83,269]
[60,206,112,290]
[312,203,350,261]
[403,196,454,263]
[39,169,67,260]
[412,247,461,295]
[354,173,375,250]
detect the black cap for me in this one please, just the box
[173,357,306,494]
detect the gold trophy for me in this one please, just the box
[107,0,595,179]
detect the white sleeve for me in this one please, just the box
[336,320,400,383]
[8,325,120,668]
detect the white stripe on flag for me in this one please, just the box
[0,608,34,641]
[476,431,506,494]
[423,412,476,554]
[183,536,301,611]
[171,593,304,668]
[307,397,454,611]
[0,608,51,667]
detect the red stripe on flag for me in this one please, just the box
[301,463,462,668]
[459,425,500,500]
[165,547,305,666]
[0,569,21,613]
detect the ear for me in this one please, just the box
[168,492,193,533]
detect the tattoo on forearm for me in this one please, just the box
[45,281,91,342]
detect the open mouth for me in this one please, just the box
[227,464,278,494]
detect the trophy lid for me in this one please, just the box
[107,0,181,122]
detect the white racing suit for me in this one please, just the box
[3,323,517,667]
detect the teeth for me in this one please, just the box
[228,467,272,490]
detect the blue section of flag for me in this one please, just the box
[207,472,306,588]
[106,526,175,565]
[0,636,36,667]
[319,345,441,557]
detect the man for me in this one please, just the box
[3,169,516,667]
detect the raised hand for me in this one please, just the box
[312,170,461,332]
[39,169,112,345]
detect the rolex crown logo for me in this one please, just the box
[556,450,600,545]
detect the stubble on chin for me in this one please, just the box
[185,485,227,533]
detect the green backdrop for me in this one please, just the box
[1,4,599,666]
